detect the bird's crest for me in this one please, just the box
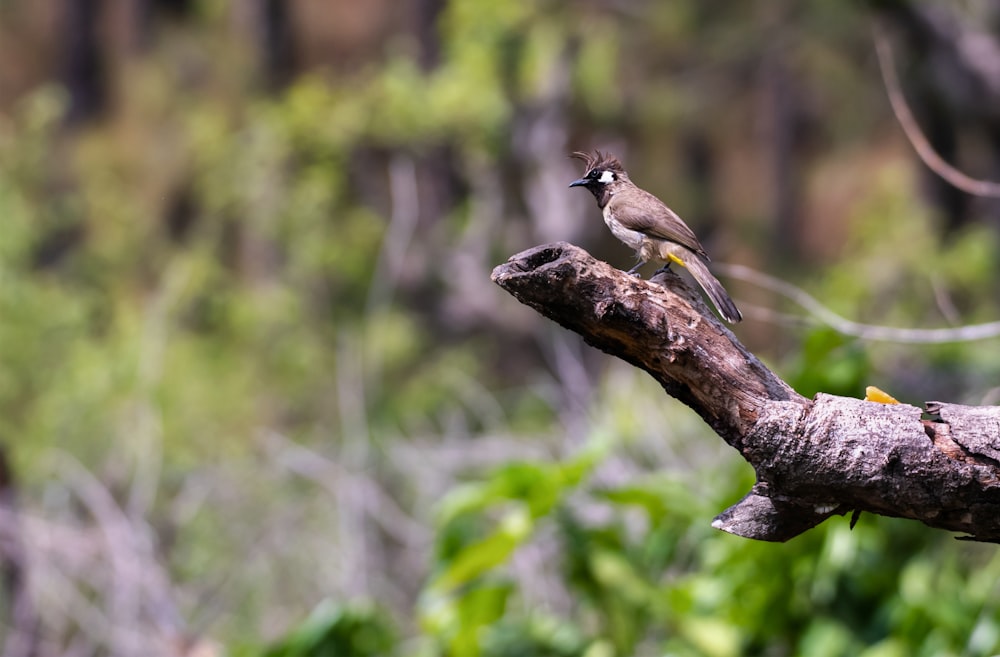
[570,149,625,175]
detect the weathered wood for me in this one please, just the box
[491,242,1000,542]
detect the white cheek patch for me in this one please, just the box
[598,170,616,184]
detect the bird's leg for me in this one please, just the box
[652,261,672,275]
[626,259,644,277]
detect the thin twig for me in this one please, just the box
[715,263,1000,343]
[873,22,1000,197]
[366,153,421,314]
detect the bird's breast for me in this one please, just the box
[604,212,648,252]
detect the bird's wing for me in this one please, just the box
[611,188,708,257]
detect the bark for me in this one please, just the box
[491,242,1000,542]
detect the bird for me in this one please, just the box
[569,150,742,323]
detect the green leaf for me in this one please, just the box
[675,616,742,657]
[432,506,533,593]
[261,600,396,657]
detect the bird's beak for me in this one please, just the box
[568,178,588,188]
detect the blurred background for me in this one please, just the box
[1,1,1000,656]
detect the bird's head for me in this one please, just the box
[568,150,628,203]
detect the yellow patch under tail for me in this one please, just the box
[667,253,687,268]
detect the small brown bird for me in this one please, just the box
[569,150,742,323]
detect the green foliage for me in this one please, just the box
[480,615,588,657]
[786,327,870,399]
[420,445,605,657]
[257,601,397,657]
[413,443,1000,657]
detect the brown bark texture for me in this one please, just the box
[491,242,1000,543]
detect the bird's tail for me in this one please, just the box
[666,250,742,323]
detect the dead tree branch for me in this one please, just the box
[492,243,1000,542]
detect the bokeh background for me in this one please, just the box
[1,1,1000,656]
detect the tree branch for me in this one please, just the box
[492,243,1000,542]
[714,262,1000,343]
[873,22,1000,198]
